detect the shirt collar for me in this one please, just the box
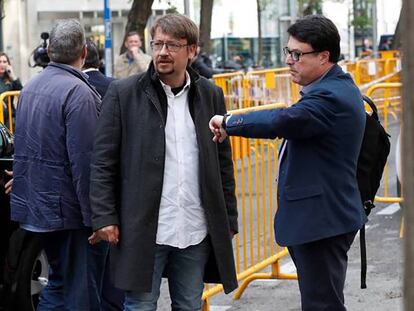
[300,66,332,95]
[159,71,191,97]
[83,68,99,73]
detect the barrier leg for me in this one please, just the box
[233,273,272,300]
[233,261,298,300]
[202,297,210,311]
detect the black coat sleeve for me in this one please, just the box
[90,82,122,231]
[215,86,238,233]
[10,78,23,91]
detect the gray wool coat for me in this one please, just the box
[90,64,238,294]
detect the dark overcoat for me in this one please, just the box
[90,64,238,293]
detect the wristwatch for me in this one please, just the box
[222,113,230,130]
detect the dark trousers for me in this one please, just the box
[36,228,108,311]
[288,231,357,311]
[101,251,125,311]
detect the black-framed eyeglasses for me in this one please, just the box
[283,47,319,62]
[150,41,188,52]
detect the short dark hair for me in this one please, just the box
[125,31,140,40]
[150,14,199,46]
[287,15,340,63]
[84,40,100,69]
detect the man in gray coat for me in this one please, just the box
[89,14,238,310]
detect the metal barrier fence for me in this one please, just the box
[366,82,403,204]
[202,104,297,310]
[213,55,401,111]
[0,91,20,133]
[352,58,401,86]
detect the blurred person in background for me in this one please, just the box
[0,52,23,94]
[191,43,224,79]
[83,40,115,98]
[114,31,151,79]
[0,52,23,127]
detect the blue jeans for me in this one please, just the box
[36,228,108,311]
[124,238,210,311]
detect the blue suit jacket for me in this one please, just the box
[226,65,367,246]
[85,69,115,98]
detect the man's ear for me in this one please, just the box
[81,44,87,60]
[188,44,197,59]
[320,50,330,64]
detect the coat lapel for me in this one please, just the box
[143,84,166,126]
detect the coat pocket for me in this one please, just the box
[285,184,323,201]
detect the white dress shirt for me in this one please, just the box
[156,72,208,249]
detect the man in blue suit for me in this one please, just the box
[83,41,124,311]
[83,40,115,98]
[210,15,367,311]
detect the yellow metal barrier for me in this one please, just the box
[213,55,401,112]
[245,68,300,107]
[202,103,297,310]
[0,90,20,133]
[366,83,402,204]
[212,71,246,110]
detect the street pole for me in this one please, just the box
[402,0,414,309]
[184,0,190,16]
[104,0,112,77]
[372,1,378,55]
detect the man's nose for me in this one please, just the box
[159,43,169,55]
[285,54,294,65]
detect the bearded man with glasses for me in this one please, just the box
[210,15,366,311]
[89,13,238,310]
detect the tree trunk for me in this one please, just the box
[257,0,262,67]
[403,0,414,310]
[199,0,214,54]
[392,5,403,49]
[120,0,154,55]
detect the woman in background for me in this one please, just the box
[0,52,22,94]
[0,52,22,128]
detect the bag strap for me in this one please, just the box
[360,225,367,289]
[362,95,379,121]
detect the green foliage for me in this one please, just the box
[166,6,178,14]
[352,0,375,29]
[352,14,372,29]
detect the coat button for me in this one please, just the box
[159,124,163,128]
[154,157,159,161]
